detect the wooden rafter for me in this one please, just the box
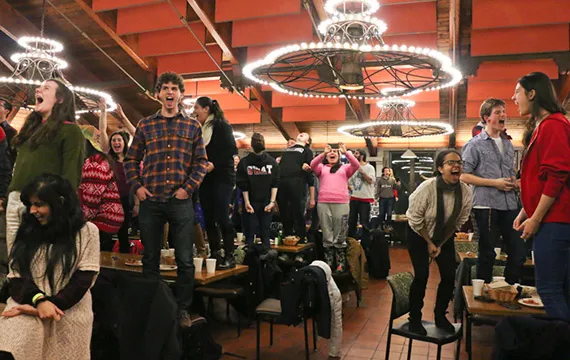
[185,0,298,140]
[558,74,570,105]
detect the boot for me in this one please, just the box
[194,224,207,259]
[333,248,347,273]
[217,253,236,270]
[434,311,455,333]
[324,247,335,269]
[408,317,427,335]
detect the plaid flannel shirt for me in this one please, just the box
[124,111,208,202]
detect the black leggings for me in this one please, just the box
[407,226,457,320]
[0,351,14,360]
[199,176,235,256]
[116,196,132,253]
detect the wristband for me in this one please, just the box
[32,293,45,306]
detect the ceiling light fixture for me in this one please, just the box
[233,131,246,141]
[243,0,462,99]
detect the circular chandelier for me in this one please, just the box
[338,97,454,138]
[0,0,116,115]
[243,0,462,99]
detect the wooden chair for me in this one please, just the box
[385,272,462,360]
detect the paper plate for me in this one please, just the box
[518,297,544,308]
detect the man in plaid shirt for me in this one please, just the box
[125,72,208,328]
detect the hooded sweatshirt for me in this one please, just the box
[279,144,314,186]
[236,152,280,204]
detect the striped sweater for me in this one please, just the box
[79,154,124,234]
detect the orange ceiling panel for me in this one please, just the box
[467,100,518,119]
[473,0,570,29]
[197,92,250,110]
[184,80,228,96]
[379,0,436,4]
[467,81,515,101]
[381,2,436,35]
[369,101,440,119]
[116,0,186,35]
[472,60,559,82]
[471,24,569,56]
[226,108,261,124]
[272,93,341,107]
[232,13,313,47]
[157,48,223,75]
[283,104,346,122]
[215,0,301,23]
[382,33,438,49]
[138,26,206,57]
[92,0,160,11]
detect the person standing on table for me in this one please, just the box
[461,98,526,284]
[347,149,376,248]
[124,72,208,328]
[512,72,570,320]
[406,149,472,335]
[193,96,238,270]
[278,133,315,244]
[376,167,397,231]
[236,133,279,248]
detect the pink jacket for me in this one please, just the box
[311,151,360,203]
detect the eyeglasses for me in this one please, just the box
[444,160,463,166]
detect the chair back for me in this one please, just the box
[386,272,414,320]
[469,265,505,281]
[454,241,478,254]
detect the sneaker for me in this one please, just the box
[216,256,236,270]
[179,310,205,328]
[294,255,304,263]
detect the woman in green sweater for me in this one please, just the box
[5,78,85,249]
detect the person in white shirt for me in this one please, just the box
[347,149,376,248]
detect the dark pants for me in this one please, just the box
[474,209,525,284]
[348,200,371,240]
[117,196,132,253]
[534,222,570,320]
[277,177,307,240]
[139,197,195,310]
[99,231,114,252]
[245,202,272,248]
[408,227,457,320]
[379,197,393,226]
[199,177,235,257]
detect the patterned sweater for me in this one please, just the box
[79,154,124,234]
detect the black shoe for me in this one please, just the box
[408,319,427,335]
[435,313,455,333]
[216,256,236,270]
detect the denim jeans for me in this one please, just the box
[199,177,235,256]
[378,197,393,226]
[474,209,526,284]
[139,197,195,310]
[534,222,570,320]
[245,202,272,248]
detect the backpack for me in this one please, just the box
[367,229,391,279]
[112,239,144,255]
[182,320,222,360]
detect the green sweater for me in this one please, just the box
[9,123,86,192]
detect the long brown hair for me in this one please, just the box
[14,78,76,149]
[518,72,566,149]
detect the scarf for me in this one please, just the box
[202,114,215,146]
[433,175,463,246]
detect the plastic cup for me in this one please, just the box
[468,233,474,241]
[531,251,535,264]
[206,259,216,274]
[494,247,501,258]
[472,279,484,297]
[193,257,203,271]
[492,276,505,283]
[236,232,244,242]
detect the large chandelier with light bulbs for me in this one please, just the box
[243,0,462,100]
[0,0,116,115]
[337,97,454,138]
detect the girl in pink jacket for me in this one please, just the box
[310,143,360,272]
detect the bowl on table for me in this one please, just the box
[283,236,300,246]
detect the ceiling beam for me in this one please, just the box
[558,74,570,105]
[72,0,152,72]
[185,0,298,140]
[0,0,145,123]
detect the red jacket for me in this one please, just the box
[521,112,570,224]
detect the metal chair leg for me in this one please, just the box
[407,339,412,360]
[269,320,274,346]
[436,345,442,360]
[226,301,230,324]
[256,318,261,360]
[312,317,317,350]
[385,330,392,360]
[303,318,309,360]
[455,336,462,360]
[237,309,241,338]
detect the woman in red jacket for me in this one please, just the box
[512,72,570,320]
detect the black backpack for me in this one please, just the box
[182,321,222,360]
[367,229,391,279]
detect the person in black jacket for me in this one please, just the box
[193,96,238,269]
[236,133,279,248]
[278,133,315,243]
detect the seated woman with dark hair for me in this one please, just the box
[0,174,100,360]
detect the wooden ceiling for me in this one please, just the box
[1,0,570,149]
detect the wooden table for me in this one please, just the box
[457,252,534,267]
[99,252,248,285]
[462,286,545,360]
[271,242,314,254]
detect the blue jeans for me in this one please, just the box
[378,197,393,226]
[245,202,272,248]
[534,222,570,320]
[139,197,195,310]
